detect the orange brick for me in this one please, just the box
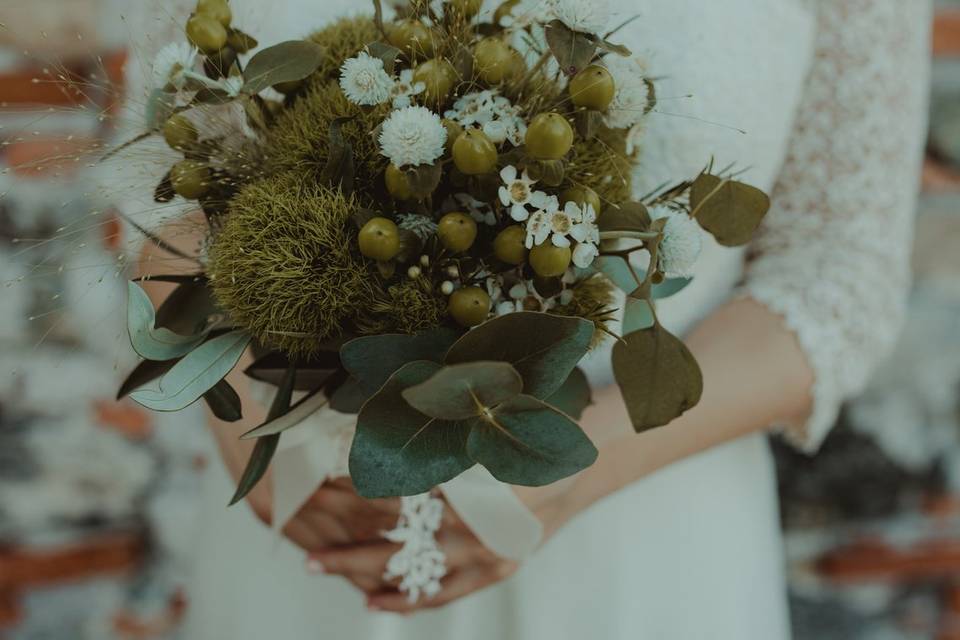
[93,400,154,440]
[934,10,960,57]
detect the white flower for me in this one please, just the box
[446,91,527,146]
[498,166,550,222]
[524,195,564,248]
[220,75,245,97]
[397,213,438,241]
[340,52,394,106]
[625,121,646,157]
[152,42,198,91]
[454,193,497,226]
[572,242,599,268]
[391,69,426,109]
[379,106,447,167]
[548,0,609,35]
[650,205,702,278]
[569,202,600,267]
[603,55,653,130]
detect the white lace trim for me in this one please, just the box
[383,493,447,603]
[742,0,930,452]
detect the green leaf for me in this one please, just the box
[117,359,175,400]
[367,41,400,75]
[340,328,462,394]
[575,109,603,140]
[203,379,243,422]
[230,365,296,506]
[154,279,219,335]
[592,255,643,294]
[544,19,597,75]
[350,361,474,498]
[320,117,356,194]
[130,330,251,411]
[241,388,329,439]
[598,201,651,233]
[126,281,206,361]
[404,163,443,199]
[622,298,655,334]
[328,376,372,414]
[242,40,325,95]
[612,324,703,432]
[445,312,592,399]
[466,395,597,486]
[401,361,523,420]
[690,174,771,247]
[652,277,692,300]
[544,367,593,419]
[244,352,337,391]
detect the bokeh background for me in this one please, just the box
[0,1,958,638]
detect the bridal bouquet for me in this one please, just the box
[120,0,771,504]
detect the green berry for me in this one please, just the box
[413,58,457,108]
[493,225,528,265]
[387,20,435,59]
[437,212,478,253]
[384,164,414,200]
[568,65,616,111]
[560,186,602,217]
[358,217,401,262]
[525,113,574,161]
[196,0,232,27]
[162,114,198,151]
[170,160,211,200]
[442,119,464,154]
[452,129,498,175]
[529,243,572,277]
[474,38,514,85]
[449,287,491,327]
[186,13,228,54]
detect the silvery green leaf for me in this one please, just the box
[127,281,206,361]
[242,40,325,94]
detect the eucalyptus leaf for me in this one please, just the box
[592,255,643,294]
[401,361,523,420]
[328,375,372,414]
[367,41,400,76]
[244,352,338,391]
[241,388,329,439]
[341,328,462,394]
[690,174,771,247]
[445,312,592,399]
[544,19,596,75]
[127,281,206,361]
[466,395,598,486]
[622,298,655,334]
[612,324,703,432]
[203,379,243,422]
[230,365,295,505]
[154,280,219,335]
[130,330,251,412]
[242,40,325,95]
[598,201,651,233]
[117,359,175,400]
[652,277,692,300]
[320,117,356,194]
[350,361,474,498]
[544,367,592,419]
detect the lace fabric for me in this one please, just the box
[741,0,931,452]
[382,493,448,603]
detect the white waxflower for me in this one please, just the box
[603,55,653,130]
[152,42,198,91]
[572,242,599,268]
[445,90,498,126]
[340,52,394,106]
[569,202,600,267]
[548,0,610,35]
[446,91,526,145]
[379,106,447,167]
[391,69,426,109]
[524,195,565,248]
[454,193,497,226]
[397,213,439,241]
[499,166,550,222]
[650,205,702,278]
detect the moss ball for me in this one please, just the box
[307,16,380,82]
[360,279,449,336]
[208,174,379,357]
[565,126,633,207]
[552,274,618,348]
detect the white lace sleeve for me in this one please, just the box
[742,0,931,453]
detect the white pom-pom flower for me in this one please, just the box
[650,205,702,278]
[603,55,653,130]
[391,69,426,109]
[340,52,394,106]
[379,106,447,167]
[152,43,198,91]
[548,0,610,35]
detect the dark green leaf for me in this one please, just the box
[690,174,770,247]
[242,40,325,95]
[652,277,692,300]
[612,324,703,432]
[350,361,474,498]
[598,201,651,233]
[401,361,523,420]
[466,395,597,486]
[367,41,400,75]
[154,171,175,203]
[154,280,219,335]
[227,29,258,54]
[244,351,338,391]
[404,163,443,199]
[544,19,597,76]
[203,379,243,422]
[544,367,592,419]
[622,297,655,333]
[117,359,175,400]
[328,375,372,414]
[241,388,329,439]
[320,117,356,194]
[445,312,593,399]
[127,281,207,361]
[340,328,462,394]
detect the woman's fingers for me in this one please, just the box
[308,487,401,540]
[310,542,402,579]
[367,564,512,613]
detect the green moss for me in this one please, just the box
[208,173,379,357]
[307,16,380,82]
[565,126,633,208]
[358,279,449,336]
[552,274,618,348]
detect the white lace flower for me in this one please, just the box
[569,202,600,267]
[524,194,562,248]
[445,90,498,127]
[650,205,702,278]
[454,193,497,226]
[603,55,653,130]
[340,52,394,106]
[391,69,426,109]
[379,106,447,167]
[446,91,527,145]
[152,43,198,91]
[548,0,609,35]
[499,166,550,222]
[397,213,438,241]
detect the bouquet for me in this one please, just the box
[119,0,771,505]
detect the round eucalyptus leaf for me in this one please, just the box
[401,361,523,420]
[544,367,593,420]
[242,40,325,95]
[690,174,771,247]
[340,328,463,394]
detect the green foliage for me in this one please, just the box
[550,274,618,347]
[690,173,771,246]
[203,379,243,422]
[208,174,379,357]
[307,16,380,82]
[402,361,523,420]
[544,367,593,419]
[242,40,325,94]
[360,280,450,338]
[126,281,207,361]
[340,328,462,394]
[566,126,633,207]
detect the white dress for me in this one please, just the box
[121,1,930,638]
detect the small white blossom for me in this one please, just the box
[572,242,599,268]
[152,42,198,91]
[453,193,497,226]
[498,166,550,222]
[603,55,653,130]
[446,91,526,146]
[547,0,609,35]
[391,69,426,109]
[650,205,702,278]
[220,75,245,98]
[569,202,600,268]
[379,106,447,167]
[524,195,563,248]
[340,52,394,106]
[397,213,439,241]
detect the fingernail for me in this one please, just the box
[305,558,324,574]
